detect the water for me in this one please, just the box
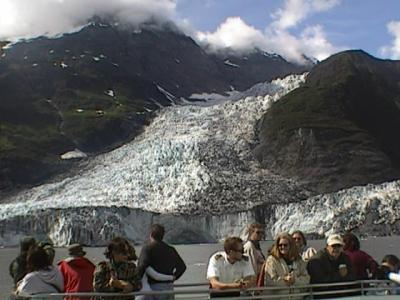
[1,236,400,299]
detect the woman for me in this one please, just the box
[15,247,64,297]
[263,232,309,300]
[93,237,141,298]
[243,223,265,276]
[292,230,316,262]
[343,232,378,279]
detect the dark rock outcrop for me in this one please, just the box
[255,50,400,194]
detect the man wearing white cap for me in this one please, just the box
[307,234,355,298]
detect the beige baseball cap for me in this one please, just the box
[326,234,344,246]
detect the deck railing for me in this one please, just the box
[14,280,399,299]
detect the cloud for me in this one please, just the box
[379,21,400,59]
[271,0,341,30]
[196,17,267,54]
[0,0,177,40]
[193,0,342,64]
[0,0,343,65]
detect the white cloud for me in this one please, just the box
[196,17,267,54]
[379,21,400,60]
[0,0,343,65]
[192,0,342,64]
[271,0,341,30]
[0,0,177,40]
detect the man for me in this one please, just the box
[9,236,37,287]
[137,224,186,300]
[207,236,256,298]
[58,243,95,297]
[307,234,356,298]
[243,223,265,277]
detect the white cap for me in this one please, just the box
[326,234,344,246]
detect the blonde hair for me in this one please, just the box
[270,232,300,261]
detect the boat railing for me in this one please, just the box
[14,280,399,299]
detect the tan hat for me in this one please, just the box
[68,243,86,257]
[327,234,344,246]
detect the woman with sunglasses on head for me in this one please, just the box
[263,232,309,299]
[244,223,265,277]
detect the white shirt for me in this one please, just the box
[206,251,255,283]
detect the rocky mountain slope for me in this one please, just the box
[255,50,400,194]
[0,19,307,193]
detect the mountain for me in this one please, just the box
[2,68,400,246]
[255,50,400,194]
[0,19,308,193]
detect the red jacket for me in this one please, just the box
[58,256,95,292]
[345,249,378,279]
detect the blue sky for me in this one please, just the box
[1,0,399,64]
[175,0,400,63]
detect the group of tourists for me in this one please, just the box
[8,223,400,299]
[9,224,186,299]
[207,224,400,298]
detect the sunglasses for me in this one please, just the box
[331,244,343,249]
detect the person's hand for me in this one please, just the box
[283,273,295,285]
[122,283,134,293]
[339,266,348,277]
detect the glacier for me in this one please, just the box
[1,73,400,246]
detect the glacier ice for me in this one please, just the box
[2,72,400,245]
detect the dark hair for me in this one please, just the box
[382,254,400,270]
[27,247,51,272]
[270,232,300,261]
[20,236,36,253]
[104,237,137,261]
[224,237,243,253]
[342,232,360,250]
[150,224,165,241]
[292,230,307,246]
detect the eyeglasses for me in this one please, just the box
[278,243,289,248]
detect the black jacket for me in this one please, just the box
[137,240,186,284]
[307,248,355,284]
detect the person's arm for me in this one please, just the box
[307,258,341,283]
[136,245,150,279]
[93,262,113,292]
[264,256,287,286]
[209,277,242,290]
[173,249,186,280]
[342,256,356,281]
[364,251,379,277]
[146,266,174,281]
